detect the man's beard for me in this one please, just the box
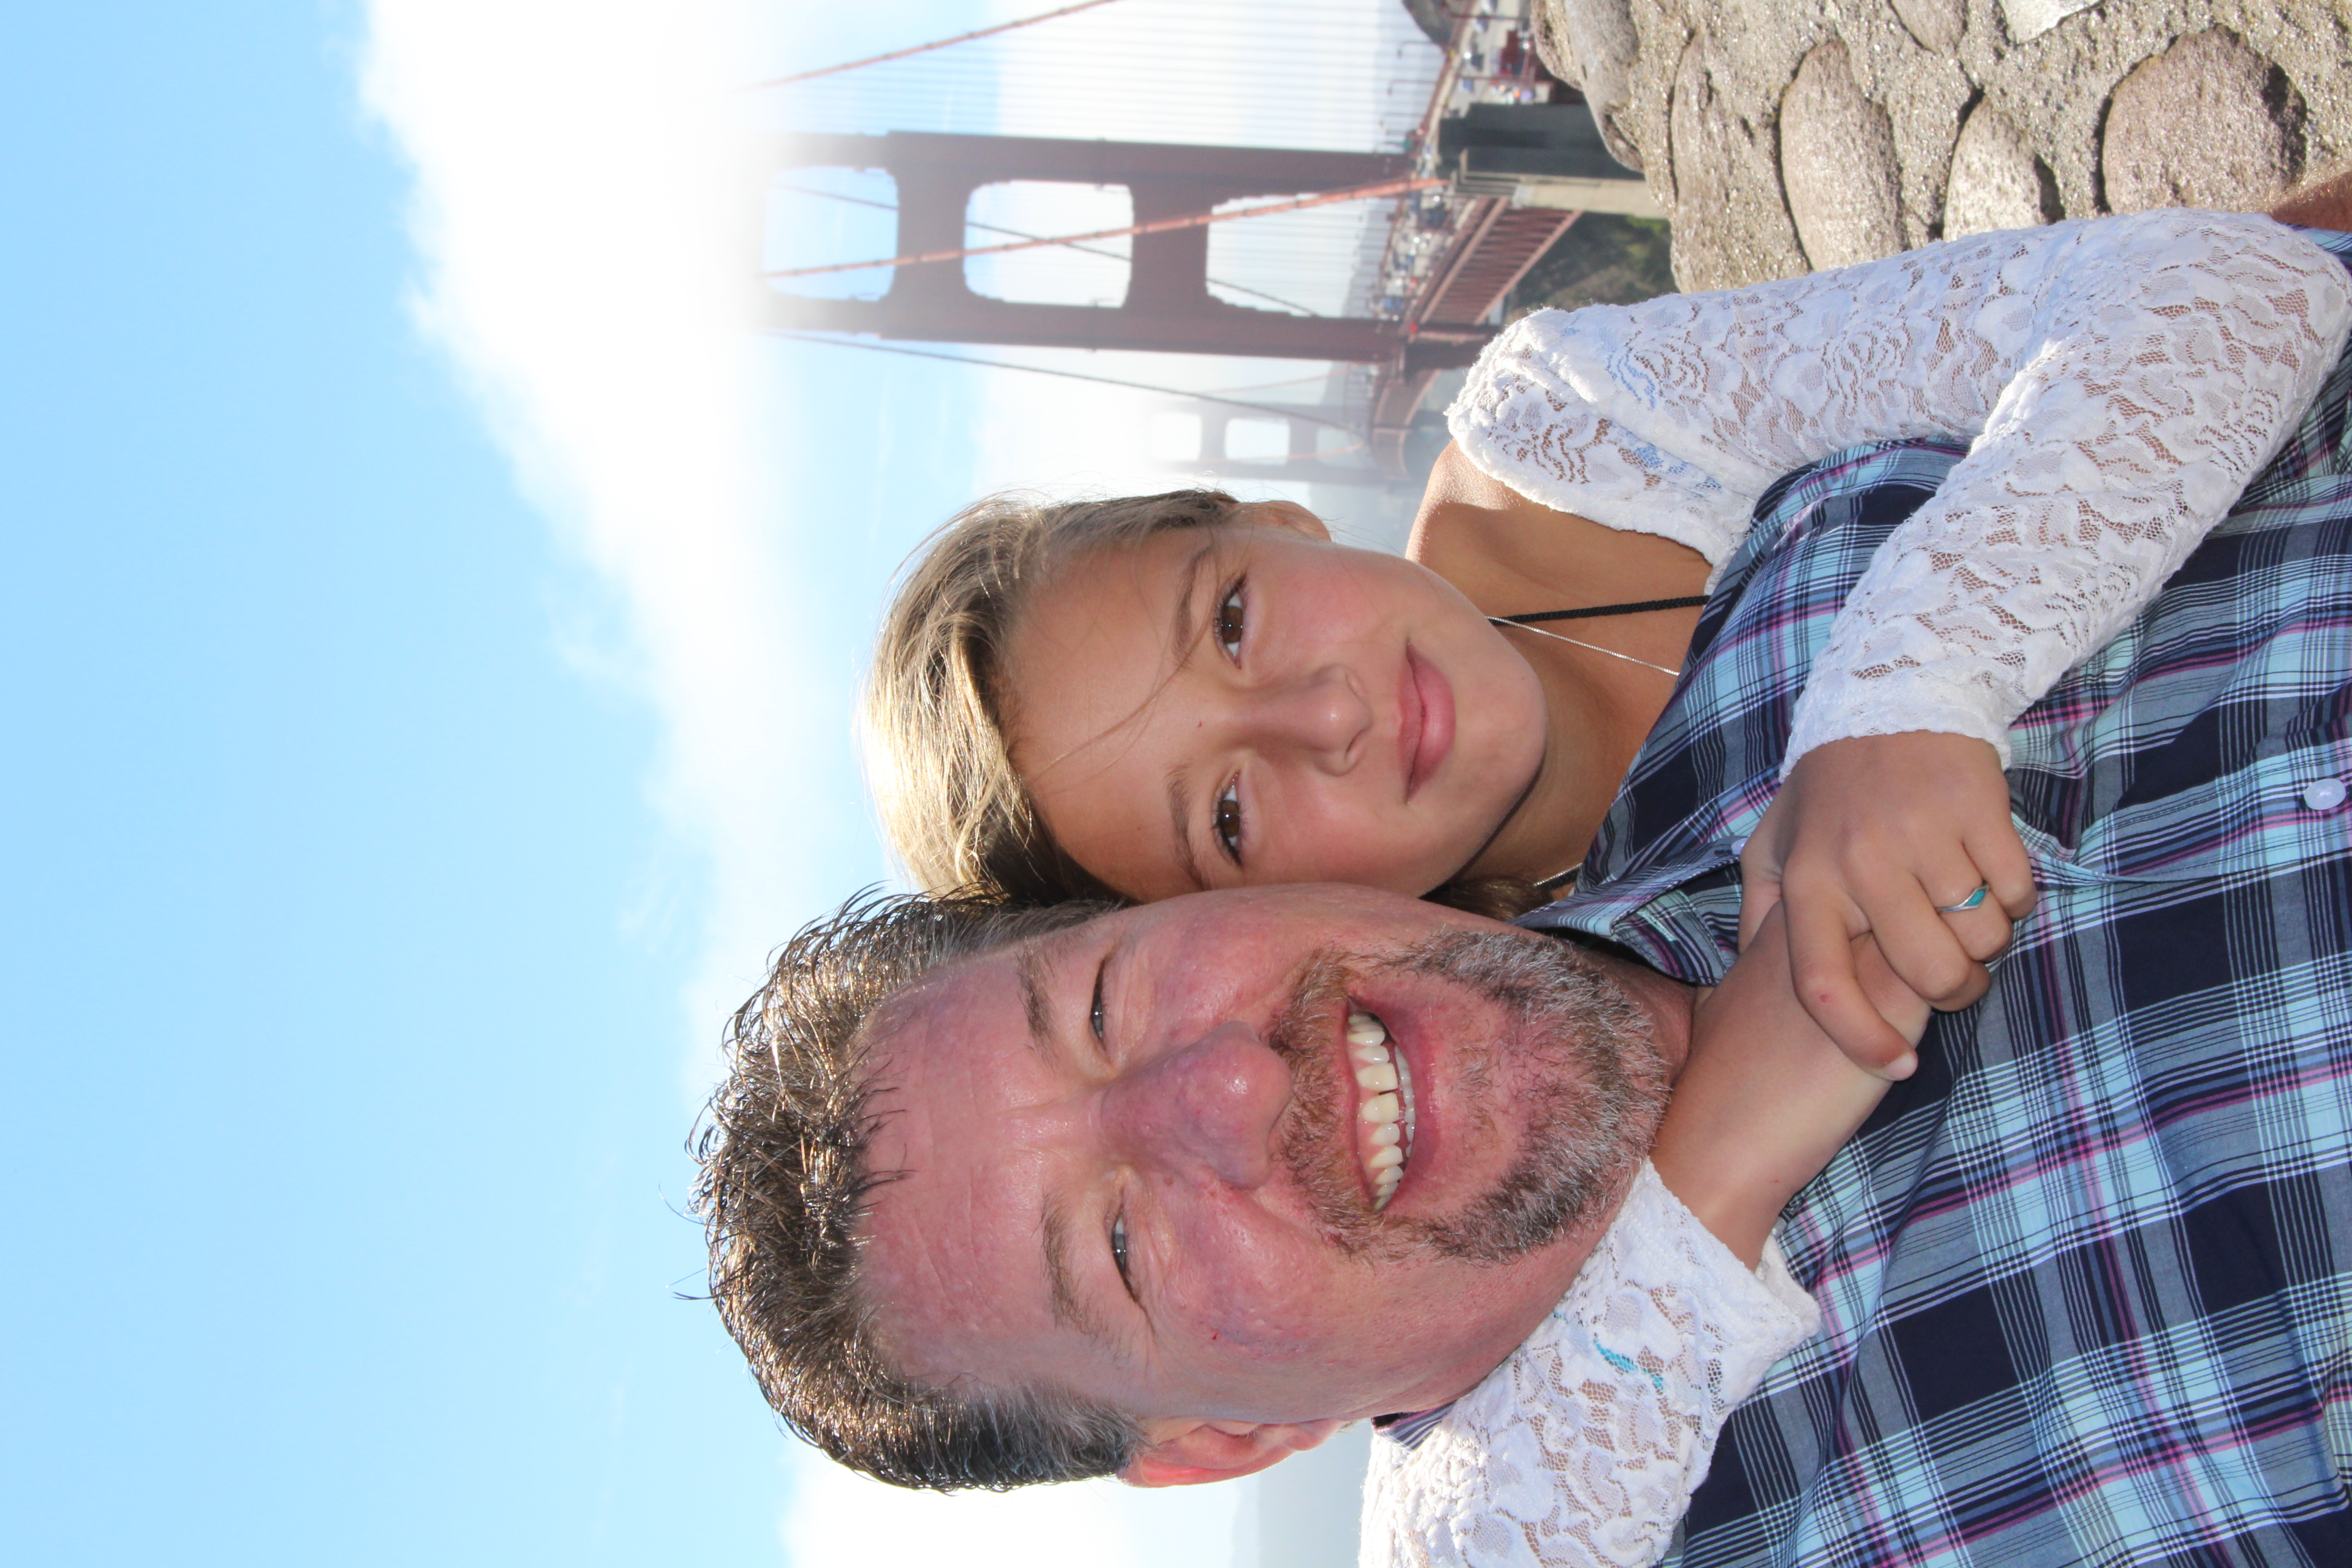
[1269,928,1670,1264]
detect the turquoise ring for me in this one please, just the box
[1937,885,1990,914]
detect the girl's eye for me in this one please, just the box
[1213,778,1243,864]
[1215,580,1246,658]
[1089,960,1108,1049]
[1110,1214,1136,1298]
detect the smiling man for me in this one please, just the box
[703,333,2352,1567]
[697,882,1697,1492]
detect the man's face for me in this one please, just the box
[854,885,1681,1427]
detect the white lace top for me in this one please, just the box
[1447,210,2352,769]
[1360,1163,1816,1568]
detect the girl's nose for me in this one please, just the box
[1240,665,1370,772]
[1099,1021,1289,1189]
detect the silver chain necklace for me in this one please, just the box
[1489,615,1683,678]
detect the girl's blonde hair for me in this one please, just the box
[864,487,1245,903]
[865,486,1552,922]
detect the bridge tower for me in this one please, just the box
[765,131,1490,370]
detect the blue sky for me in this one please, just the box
[0,2,1400,1561]
[0,2,806,1562]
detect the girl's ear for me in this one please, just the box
[1119,1417,1343,1488]
[1239,500,1331,541]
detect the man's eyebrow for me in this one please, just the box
[1166,771,1210,893]
[1039,1199,1115,1350]
[1016,943,1053,1058]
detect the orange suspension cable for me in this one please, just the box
[770,331,1366,441]
[740,0,1127,91]
[770,182,1324,316]
[766,175,1443,281]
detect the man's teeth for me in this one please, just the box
[1347,1010,1415,1210]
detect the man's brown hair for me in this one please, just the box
[693,889,1137,1490]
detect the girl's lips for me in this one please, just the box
[1402,645,1456,801]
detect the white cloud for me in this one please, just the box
[785,1462,1246,1568]
[361,0,866,1083]
[357,5,1388,1561]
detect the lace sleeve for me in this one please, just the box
[1359,1162,1818,1568]
[1446,211,2352,767]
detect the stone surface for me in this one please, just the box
[2002,0,2102,44]
[1891,0,1963,54]
[1401,0,1454,46]
[2102,28,2304,212]
[1782,40,1906,269]
[1532,0,1645,169]
[1666,34,1808,290]
[1529,0,2352,291]
[1945,101,2061,236]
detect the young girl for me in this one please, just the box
[867,207,2351,1071]
[861,209,2352,1563]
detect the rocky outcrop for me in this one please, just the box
[1533,0,1646,169]
[2102,29,2306,212]
[1400,0,1456,49]
[1665,33,1808,289]
[1945,101,2061,237]
[1781,40,1905,270]
[1530,0,2352,289]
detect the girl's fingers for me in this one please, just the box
[1737,834,1787,951]
[1940,894,2014,963]
[1785,895,1917,1076]
[1847,932,1931,1038]
[1971,824,2039,921]
[1872,888,1992,1011]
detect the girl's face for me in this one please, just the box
[999,508,1548,901]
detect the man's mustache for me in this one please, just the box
[1261,930,1670,1265]
[1267,949,1384,1254]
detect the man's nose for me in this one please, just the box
[1239,665,1370,773]
[1100,1022,1290,1189]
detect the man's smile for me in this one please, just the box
[1345,1009,1416,1209]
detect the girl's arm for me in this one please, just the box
[1453,211,2351,1066]
[1449,208,2350,766]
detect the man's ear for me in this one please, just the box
[1238,500,1331,541]
[1119,1417,1344,1488]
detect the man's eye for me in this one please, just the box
[1110,1214,1136,1298]
[1215,580,1246,658]
[1213,778,1243,864]
[1089,960,1108,1048]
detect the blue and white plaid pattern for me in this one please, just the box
[1523,228,2352,1567]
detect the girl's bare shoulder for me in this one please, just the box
[1409,441,1709,611]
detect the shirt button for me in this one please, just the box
[2303,778,2348,811]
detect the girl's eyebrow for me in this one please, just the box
[1165,771,1210,893]
[1156,539,1223,893]
[1162,540,1217,671]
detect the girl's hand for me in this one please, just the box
[1738,732,2035,1079]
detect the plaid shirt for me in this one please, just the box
[1520,228,2352,1567]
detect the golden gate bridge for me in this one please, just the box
[758,0,1656,483]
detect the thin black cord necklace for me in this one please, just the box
[1488,594,1710,892]
[1498,595,1710,624]
[1488,594,1708,678]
